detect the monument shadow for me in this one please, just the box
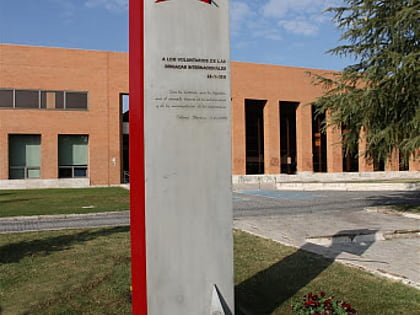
[235,229,378,315]
[0,226,129,264]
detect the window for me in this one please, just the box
[66,92,88,109]
[0,89,87,110]
[15,90,40,109]
[121,94,129,183]
[245,99,266,174]
[9,135,41,179]
[56,91,65,108]
[0,90,13,108]
[58,135,88,178]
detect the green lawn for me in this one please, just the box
[0,187,129,217]
[1,228,419,314]
[391,204,420,214]
[0,227,131,315]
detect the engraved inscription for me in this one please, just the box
[152,55,229,122]
[162,56,227,80]
[153,90,228,121]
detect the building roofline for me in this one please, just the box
[0,43,128,55]
[0,43,339,72]
[231,60,339,73]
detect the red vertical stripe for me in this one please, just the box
[129,0,147,314]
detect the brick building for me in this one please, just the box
[0,44,418,188]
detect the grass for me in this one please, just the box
[390,204,420,214]
[1,229,419,314]
[0,187,129,217]
[0,227,131,315]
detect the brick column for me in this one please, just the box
[326,111,343,172]
[107,93,123,185]
[231,97,246,175]
[42,132,58,179]
[296,102,313,172]
[0,133,8,180]
[263,99,280,174]
[358,129,374,172]
[409,150,420,171]
[385,149,400,171]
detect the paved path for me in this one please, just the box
[233,190,420,217]
[0,211,130,234]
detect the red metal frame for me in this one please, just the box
[129,0,147,314]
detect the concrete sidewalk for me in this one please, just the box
[0,211,130,234]
[234,208,420,289]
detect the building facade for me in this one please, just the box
[0,44,418,187]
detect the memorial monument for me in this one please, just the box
[129,0,233,314]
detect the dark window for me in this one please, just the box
[56,91,64,108]
[121,93,130,183]
[58,168,73,178]
[312,107,327,172]
[343,149,359,172]
[66,92,88,109]
[0,90,13,108]
[374,159,385,171]
[341,124,359,172]
[9,135,41,179]
[58,135,88,178]
[40,92,46,109]
[74,167,88,177]
[280,101,298,174]
[15,90,39,108]
[2,89,87,110]
[245,99,266,174]
[121,94,129,121]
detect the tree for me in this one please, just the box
[311,0,419,166]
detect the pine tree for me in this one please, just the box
[311,0,419,166]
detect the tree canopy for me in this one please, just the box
[311,0,419,165]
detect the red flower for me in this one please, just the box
[293,292,357,315]
[341,302,352,309]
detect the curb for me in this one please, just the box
[0,210,130,222]
[276,182,420,191]
[233,182,420,191]
[306,229,420,245]
[365,207,420,220]
[0,223,130,235]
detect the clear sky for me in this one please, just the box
[0,0,353,71]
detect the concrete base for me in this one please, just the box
[274,182,419,191]
[233,171,420,184]
[0,178,90,190]
[233,171,420,191]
